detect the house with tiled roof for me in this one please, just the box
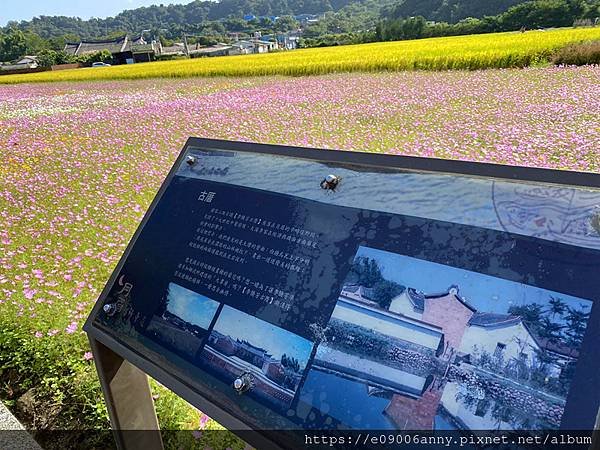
[389,285,549,366]
[390,285,476,358]
[186,43,233,58]
[350,283,573,372]
[339,283,377,305]
[459,311,541,366]
[64,35,158,64]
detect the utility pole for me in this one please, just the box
[182,34,190,56]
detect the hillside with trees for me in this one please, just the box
[2,0,555,41]
[1,0,599,62]
[376,0,600,42]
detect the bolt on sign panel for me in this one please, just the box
[84,138,600,447]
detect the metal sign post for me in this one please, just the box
[89,338,163,450]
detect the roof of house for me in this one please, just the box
[468,312,522,328]
[64,36,129,56]
[63,43,80,54]
[405,288,425,312]
[341,283,375,301]
[17,56,38,63]
[536,336,579,358]
[65,35,154,56]
[187,44,232,55]
[423,285,477,312]
[160,44,186,55]
[237,339,271,358]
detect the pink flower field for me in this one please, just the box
[0,66,599,441]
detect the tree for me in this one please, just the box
[36,49,59,67]
[508,303,544,333]
[563,306,590,348]
[80,49,113,65]
[346,256,383,288]
[0,27,27,62]
[280,353,300,372]
[537,316,563,343]
[372,279,405,309]
[275,15,300,32]
[548,296,567,319]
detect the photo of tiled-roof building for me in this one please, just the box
[388,285,546,366]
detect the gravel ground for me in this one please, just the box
[0,402,41,449]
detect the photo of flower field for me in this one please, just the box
[1,52,600,447]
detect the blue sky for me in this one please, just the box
[166,283,220,330]
[356,246,592,316]
[1,1,194,26]
[212,306,314,367]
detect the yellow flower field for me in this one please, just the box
[2,27,600,84]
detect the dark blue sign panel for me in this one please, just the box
[85,139,600,439]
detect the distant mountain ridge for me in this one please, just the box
[3,0,534,40]
[385,0,530,22]
[4,0,347,40]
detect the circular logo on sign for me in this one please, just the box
[492,181,600,250]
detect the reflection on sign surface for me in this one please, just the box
[86,143,600,433]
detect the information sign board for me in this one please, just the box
[84,138,600,449]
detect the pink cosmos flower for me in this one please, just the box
[192,430,203,440]
[199,414,210,429]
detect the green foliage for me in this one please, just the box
[281,353,301,372]
[77,49,113,65]
[299,31,371,46]
[508,303,545,331]
[376,16,428,41]
[346,256,383,288]
[0,321,111,449]
[0,319,238,449]
[344,256,404,308]
[509,299,590,350]
[552,39,600,64]
[563,306,590,348]
[383,0,528,23]
[372,279,405,309]
[36,49,78,67]
[0,28,28,61]
[2,0,340,41]
[377,0,600,42]
[275,15,301,32]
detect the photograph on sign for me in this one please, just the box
[146,283,220,361]
[200,305,314,410]
[301,246,591,430]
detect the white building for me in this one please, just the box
[0,56,39,71]
[333,295,444,352]
[459,312,540,365]
[389,288,425,320]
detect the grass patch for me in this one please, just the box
[552,40,600,65]
[0,320,245,449]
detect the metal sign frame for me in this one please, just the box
[84,138,600,450]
